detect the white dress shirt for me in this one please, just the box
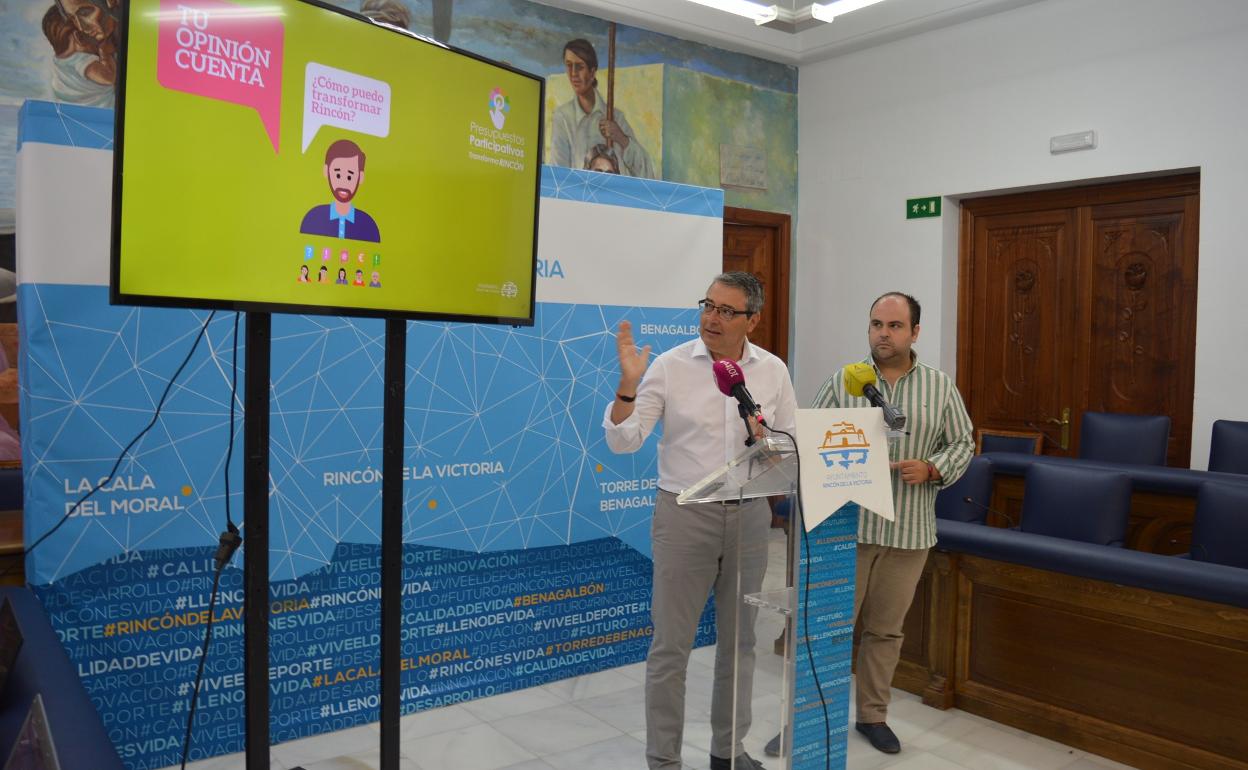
[602,338,798,494]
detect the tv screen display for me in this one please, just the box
[111,0,543,324]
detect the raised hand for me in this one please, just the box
[616,320,651,391]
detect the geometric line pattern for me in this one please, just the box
[17,100,115,152]
[20,283,699,583]
[541,164,722,217]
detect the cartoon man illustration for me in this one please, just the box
[299,139,381,243]
[353,269,366,287]
[369,271,382,288]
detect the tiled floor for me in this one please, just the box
[167,531,1139,770]
[170,675,1138,770]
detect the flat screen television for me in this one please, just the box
[111,0,543,324]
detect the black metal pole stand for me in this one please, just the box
[243,315,405,770]
[244,312,271,769]
[380,319,406,769]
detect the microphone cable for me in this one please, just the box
[181,311,242,769]
[961,496,1019,528]
[761,425,832,770]
[0,310,218,580]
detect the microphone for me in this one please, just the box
[843,363,906,431]
[712,359,766,426]
[961,496,1018,528]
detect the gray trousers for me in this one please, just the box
[645,490,769,768]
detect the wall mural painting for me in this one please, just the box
[0,0,797,213]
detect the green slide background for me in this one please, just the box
[117,0,542,321]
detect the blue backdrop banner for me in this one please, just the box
[17,101,723,768]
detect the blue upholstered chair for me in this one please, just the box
[1190,482,1248,569]
[977,429,1042,455]
[1078,411,1170,466]
[1020,463,1132,547]
[1209,420,1248,475]
[935,456,995,524]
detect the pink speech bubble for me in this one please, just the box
[156,0,284,151]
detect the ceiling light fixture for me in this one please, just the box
[681,0,889,32]
[810,0,888,23]
[683,0,779,24]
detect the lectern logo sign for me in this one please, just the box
[819,421,870,468]
[798,408,895,529]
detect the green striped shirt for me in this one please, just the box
[811,354,975,549]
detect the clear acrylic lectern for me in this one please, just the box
[677,431,800,770]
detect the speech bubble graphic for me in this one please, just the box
[156,0,284,151]
[302,62,392,152]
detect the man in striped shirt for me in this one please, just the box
[812,292,974,754]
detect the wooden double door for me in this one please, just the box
[722,207,791,363]
[958,174,1199,467]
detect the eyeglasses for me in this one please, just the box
[697,299,752,321]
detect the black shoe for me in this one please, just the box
[709,752,765,770]
[855,721,901,754]
[764,731,783,757]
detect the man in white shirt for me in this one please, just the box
[604,272,797,770]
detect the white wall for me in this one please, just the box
[794,0,1248,468]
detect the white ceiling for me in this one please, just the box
[537,0,1047,65]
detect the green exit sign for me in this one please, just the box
[906,196,941,219]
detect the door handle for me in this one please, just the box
[1045,407,1071,451]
